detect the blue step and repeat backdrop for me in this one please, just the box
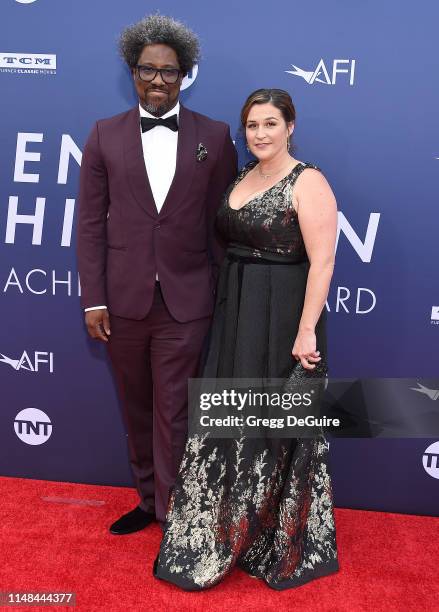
[1,0,438,515]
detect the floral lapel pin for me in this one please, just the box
[196,143,208,162]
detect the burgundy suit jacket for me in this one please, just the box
[77,104,237,322]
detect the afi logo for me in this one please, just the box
[410,382,439,400]
[286,59,356,85]
[181,64,198,91]
[0,350,54,373]
[422,441,439,479]
[14,408,52,445]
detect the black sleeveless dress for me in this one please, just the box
[154,161,339,590]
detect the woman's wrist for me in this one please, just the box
[298,323,315,333]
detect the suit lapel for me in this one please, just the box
[159,105,197,218]
[123,107,158,219]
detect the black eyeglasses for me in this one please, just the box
[136,65,181,84]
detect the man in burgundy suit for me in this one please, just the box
[77,15,237,534]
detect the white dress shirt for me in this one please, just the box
[140,101,179,213]
[84,102,180,312]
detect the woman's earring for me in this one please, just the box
[246,142,250,153]
[287,138,291,152]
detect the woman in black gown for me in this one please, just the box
[154,88,339,590]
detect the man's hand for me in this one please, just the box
[85,309,111,342]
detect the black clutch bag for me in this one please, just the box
[283,357,328,391]
[281,357,329,437]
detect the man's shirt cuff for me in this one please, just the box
[84,306,107,312]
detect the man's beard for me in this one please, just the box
[142,94,171,117]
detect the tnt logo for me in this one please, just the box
[181,64,198,91]
[286,59,356,85]
[422,441,439,479]
[14,408,52,445]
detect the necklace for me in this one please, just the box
[257,161,293,180]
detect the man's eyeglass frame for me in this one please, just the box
[135,65,182,84]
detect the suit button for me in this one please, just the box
[154,224,161,229]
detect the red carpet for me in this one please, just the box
[0,476,437,611]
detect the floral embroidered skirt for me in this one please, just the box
[154,250,339,590]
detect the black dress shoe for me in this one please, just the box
[153,555,159,577]
[109,506,155,535]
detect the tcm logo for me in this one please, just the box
[422,441,439,479]
[181,64,198,91]
[431,306,439,325]
[0,350,54,373]
[286,59,356,85]
[14,408,52,446]
[0,53,56,75]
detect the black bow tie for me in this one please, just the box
[141,115,178,133]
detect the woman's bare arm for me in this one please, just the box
[292,168,338,368]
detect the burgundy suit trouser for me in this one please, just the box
[107,282,211,523]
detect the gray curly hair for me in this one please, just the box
[119,14,200,75]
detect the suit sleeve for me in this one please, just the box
[76,122,109,309]
[206,125,238,285]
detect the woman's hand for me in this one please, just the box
[292,328,321,370]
